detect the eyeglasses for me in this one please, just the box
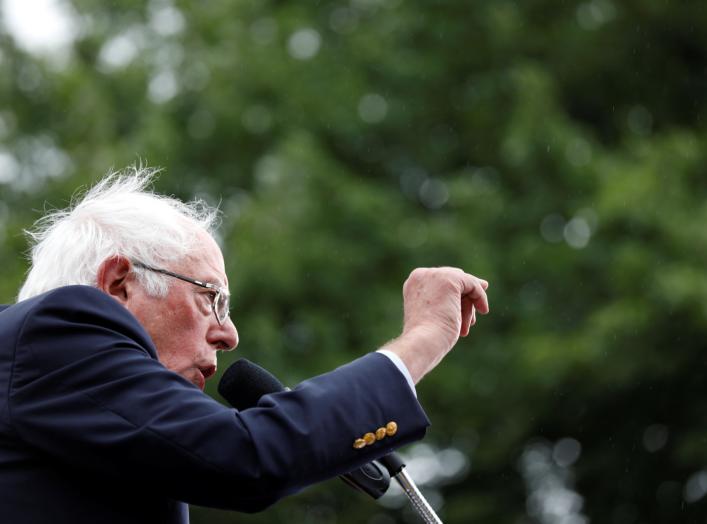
[133,261,230,325]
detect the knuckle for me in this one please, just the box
[409,267,427,279]
[405,268,426,286]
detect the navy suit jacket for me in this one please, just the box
[0,286,429,523]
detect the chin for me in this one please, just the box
[177,369,205,390]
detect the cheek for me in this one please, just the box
[147,300,204,371]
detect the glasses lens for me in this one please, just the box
[215,291,229,324]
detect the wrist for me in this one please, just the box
[382,326,447,384]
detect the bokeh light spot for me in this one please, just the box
[148,70,179,104]
[419,178,449,210]
[540,214,565,243]
[553,438,582,468]
[564,217,591,249]
[642,424,668,453]
[287,28,321,60]
[358,93,388,124]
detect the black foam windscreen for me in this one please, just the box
[218,358,286,411]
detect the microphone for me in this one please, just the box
[217,358,288,411]
[217,358,391,500]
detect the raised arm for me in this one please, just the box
[384,267,490,384]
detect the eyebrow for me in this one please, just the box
[203,274,229,293]
[193,274,229,294]
[194,267,229,291]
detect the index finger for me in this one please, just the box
[460,274,489,314]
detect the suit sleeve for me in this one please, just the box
[8,287,430,511]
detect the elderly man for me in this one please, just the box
[0,167,489,523]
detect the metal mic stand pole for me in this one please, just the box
[378,453,443,524]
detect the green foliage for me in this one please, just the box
[2,0,707,522]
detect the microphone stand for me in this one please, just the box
[378,453,443,524]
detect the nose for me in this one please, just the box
[209,317,239,351]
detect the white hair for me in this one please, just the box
[18,165,220,302]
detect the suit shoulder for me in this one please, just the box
[14,285,157,360]
[26,285,138,326]
[34,285,122,309]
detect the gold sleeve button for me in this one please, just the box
[386,421,398,437]
[353,438,367,449]
[363,432,377,445]
[375,427,387,440]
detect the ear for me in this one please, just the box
[96,256,134,305]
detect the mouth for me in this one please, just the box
[196,364,217,389]
[201,364,217,380]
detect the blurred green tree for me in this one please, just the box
[2,0,707,522]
